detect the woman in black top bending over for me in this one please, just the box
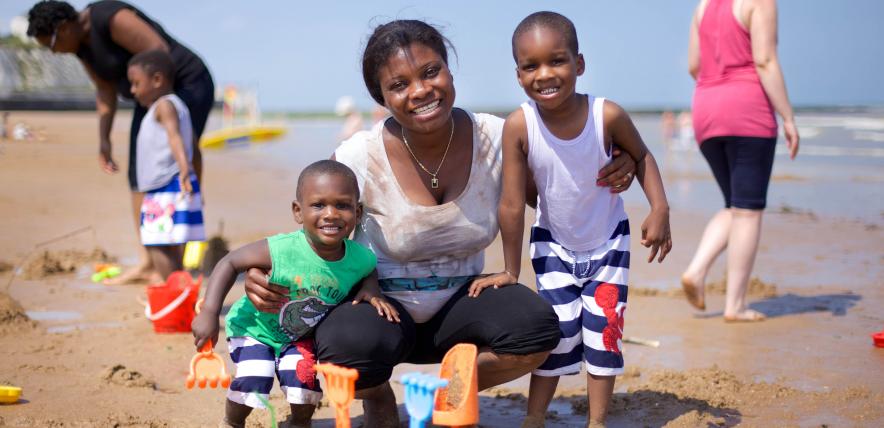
[27,1,214,284]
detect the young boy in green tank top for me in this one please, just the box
[192,160,399,428]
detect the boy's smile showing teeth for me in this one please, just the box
[538,87,559,96]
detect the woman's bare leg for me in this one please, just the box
[105,191,155,284]
[357,382,399,428]
[681,208,732,309]
[724,208,765,320]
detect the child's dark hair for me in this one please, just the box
[27,0,77,37]
[361,20,455,105]
[128,50,176,84]
[511,11,579,60]
[296,160,360,201]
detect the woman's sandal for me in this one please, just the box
[680,275,706,311]
[724,309,766,323]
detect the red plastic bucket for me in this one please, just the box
[145,271,201,333]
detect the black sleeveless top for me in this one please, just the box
[76,1,209,99]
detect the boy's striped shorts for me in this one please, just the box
[227,336,322,407]
[530,218,630,377]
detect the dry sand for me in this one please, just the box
[0,111,882,427]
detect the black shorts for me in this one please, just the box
[314,282,560,390]
[700,136,777,210]
[128,70,215,190]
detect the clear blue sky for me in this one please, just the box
[3,0,883,111]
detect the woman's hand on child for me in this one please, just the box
[244,268,289,313]
[352,290,400,323]
[641,208,672,263]
[468,271,518,297]
[597,147,636,194]
[191,311,220,351]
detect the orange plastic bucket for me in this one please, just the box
[145,271,202,333]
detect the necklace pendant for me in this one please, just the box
[431,177,439,189]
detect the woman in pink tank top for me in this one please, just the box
[682,0,800,322]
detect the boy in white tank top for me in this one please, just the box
[469,12,672,427]
[127,50,205,283]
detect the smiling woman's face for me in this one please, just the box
[377,42,456,136]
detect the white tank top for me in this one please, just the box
[522,96,626,251]
[135,94,193,192]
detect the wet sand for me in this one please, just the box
[0,111,882,427]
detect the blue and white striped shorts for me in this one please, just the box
[530,219,630,377]
[227,336,322,407]
[140,173,205,246]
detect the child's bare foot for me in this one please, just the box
[103,263,153,285]
[680,273,706,310]
[521,414,546,428]
[724,309,766,323]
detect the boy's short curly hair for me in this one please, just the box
[27,0,77,38]
[361,20,455,106]
[128,49,176,83]
[296,160,360,201]
[512,11,579,60]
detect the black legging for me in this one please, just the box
[314,281,560,389]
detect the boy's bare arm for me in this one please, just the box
[469,110,529,296]
[192,240,272,349]
[155,100,192,191]
[351,269,400,322]
[201,240,273,315]
[604,100,673,262]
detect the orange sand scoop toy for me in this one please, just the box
[315,363,358,428]
[433,343,479,427]
[185,340,232,389]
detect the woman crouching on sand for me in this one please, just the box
[243,20,637,427]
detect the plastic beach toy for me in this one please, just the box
[182,241,207,270]
[0,385,22,404]
[873,330,884,348]
[433,343,479,427]
[315,363,358,428]
[185,340,232,389]
[91,263,121,283]
[402,373,448,428]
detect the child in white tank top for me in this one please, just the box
[127,50,205,283]
[469,12,672,427]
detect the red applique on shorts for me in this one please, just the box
[294,339,317,389]
[594,283,624,354]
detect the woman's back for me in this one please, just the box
[692,0,777,143]
[697,0,755,81]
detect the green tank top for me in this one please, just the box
[225,229,376,355]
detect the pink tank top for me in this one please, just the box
[691,0,777,143]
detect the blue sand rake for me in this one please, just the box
[402,372,449,428]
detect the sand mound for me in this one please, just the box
[2,414,176,427]
[631,276,778,298]
[22,247,114,279]
[0,292,36,334]
[0,260,12,273]
[101,365,157,389]
[640,366,794,408]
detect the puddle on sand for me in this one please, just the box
[25,310,82,321]
[47,321,124,334]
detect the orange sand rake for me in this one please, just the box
[433,343,479,427]
[185,340,232,389]
[315,363,359,428]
